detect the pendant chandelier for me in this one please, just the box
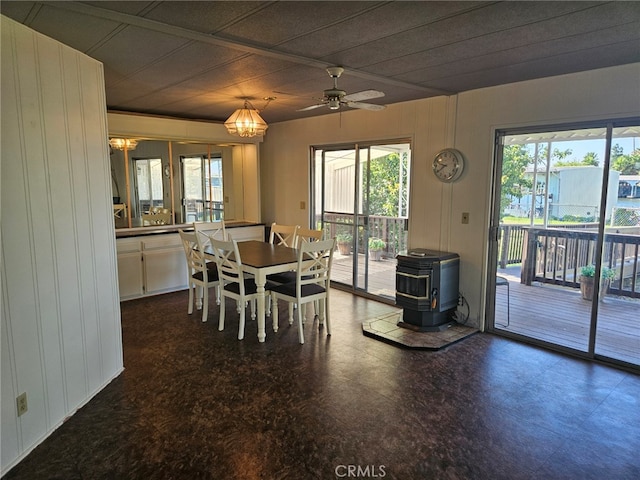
[224,100,268,138]
[109,138,138,150]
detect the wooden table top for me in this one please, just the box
[228,240,299,268]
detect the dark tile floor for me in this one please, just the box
[4,290,639,480]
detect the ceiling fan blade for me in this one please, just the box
[346,101,386,111]
[343,89,385,102]
[297,104,326,112]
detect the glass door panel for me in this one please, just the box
[595,124,640,365]
[313,141,411,300]
[491,120,640,368]
[321,148,358,288]
[181,155,224,222]
[134,158,163,215]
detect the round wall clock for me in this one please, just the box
[432,148,465,183]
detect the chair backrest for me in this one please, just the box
[179,229,208,276]
[297,238,336,289]
[194,221,226,248]
[269,223,299,247]
[149,206,170,214]
[296,227,323,246]
[143,212,172,225]
[209,238,246,290]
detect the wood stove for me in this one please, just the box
[395,249,460,331]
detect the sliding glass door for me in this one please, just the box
[312,141,410,300]
[489,119,640,368]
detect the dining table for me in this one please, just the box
[205,240,300,342]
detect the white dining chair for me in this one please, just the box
[265,223,301,287]
[269,223,299,247]
[271,237,336,344]
[209,238,277,340]
[268,227,323,285]
[178,229,220,322]
[193,220,226,241]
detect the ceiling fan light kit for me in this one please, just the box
[299,66,386,112]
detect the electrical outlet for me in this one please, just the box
[461,212,470,224]
[16,392,28,417]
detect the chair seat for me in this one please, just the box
[224,279,278,295]
[267,271,296,284]
[192,265,219,282]
[267,271,315,284]
[271,282,326,298]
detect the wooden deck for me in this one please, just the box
[331,252,397,299]
[330,253,639,366]
[495,273,640,366]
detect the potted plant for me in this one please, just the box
[579,264,616,301]
[336,232,352,255]
[368,237,386,261]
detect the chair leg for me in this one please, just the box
[272,294,279,332]
[238,306,246,340]
[317,297,325,326]
[324,297,331,336]
[195,285,203,310]
[250,299,256,320]
[187,282,195,315]
[215,285,221,305]
[297,300,305,344]
[288,302,294,325]
[218,295,226,331]
[201,286,208,323]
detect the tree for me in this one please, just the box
[368,152,401,217]
[612,148,640,175]
[501,145,534,216]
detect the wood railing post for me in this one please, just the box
[521,227,537,285]
[499,225,510,269]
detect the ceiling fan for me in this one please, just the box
[298,66,386,112]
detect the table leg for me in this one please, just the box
[255,273,266,342]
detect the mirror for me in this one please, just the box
[110,140,242,228]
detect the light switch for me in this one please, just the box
[300,201,306,210]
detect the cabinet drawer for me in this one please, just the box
[142,233,181,250]
[116,238,141,254]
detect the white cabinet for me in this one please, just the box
[141,235,187,295]
[116,224,264,300]
[116,238,144,299]
[116,233,187,300]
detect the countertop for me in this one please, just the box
[115,221,264,238]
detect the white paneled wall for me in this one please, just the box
[1,16,123,474]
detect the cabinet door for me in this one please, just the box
[143,247,188,295]
[117,252,144,299]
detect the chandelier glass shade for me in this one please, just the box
[109,138,138,150]
[224,101,268,137]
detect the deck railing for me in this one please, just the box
[321,213,408,256]
[498,223,598,268]
[521,226,640,298]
